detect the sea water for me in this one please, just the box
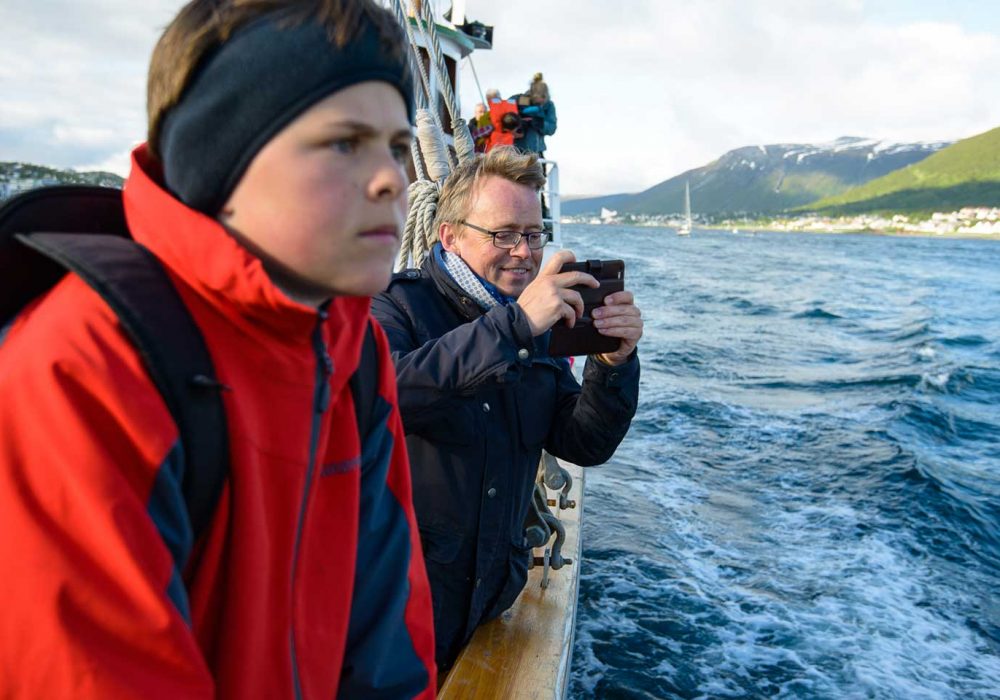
[562,226,1000,699]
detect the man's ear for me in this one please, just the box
[439,222,460,253]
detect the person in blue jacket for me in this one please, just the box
[371,145,642,671]
[513,73,557,157]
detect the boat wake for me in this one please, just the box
[563,225,1000,699]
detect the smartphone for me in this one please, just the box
[548,259,625,357]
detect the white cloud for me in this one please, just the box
[2,0,998,195]
[0,0,175,171]
[458,0,1000,193]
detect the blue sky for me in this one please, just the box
[867,0,1000,32]
[2,1,998,195]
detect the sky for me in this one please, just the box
[1,0,999,196]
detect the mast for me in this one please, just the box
[678,180,692,235]
[684,181,691,227]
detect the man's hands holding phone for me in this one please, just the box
[518,250,597,335]
[517,250,643,365]
[590,288,642,365]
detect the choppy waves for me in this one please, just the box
[564,227,1000,699]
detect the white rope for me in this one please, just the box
[409,134,428,183]
[391,0,429,111]
[412,1,476,163]
[397,179,440,271]
[391,0,483,270]
[450,118,476,164]
[415,109,451,183]
[393,0,451,151]
[414,1,459,125]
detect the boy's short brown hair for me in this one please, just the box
[147,0,407,159]
[434,147,546,236]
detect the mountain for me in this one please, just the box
[1,162,124,202]
[803,126,1000,214]
[563,137,948,217]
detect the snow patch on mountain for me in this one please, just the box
[776,136,952,165]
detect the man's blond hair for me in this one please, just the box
[434,147,546,234]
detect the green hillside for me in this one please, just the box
[563,137,945,217]
[805,126,1000,214]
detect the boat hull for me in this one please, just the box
[438,460,585,699]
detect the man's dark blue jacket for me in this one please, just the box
[371,253,639,668]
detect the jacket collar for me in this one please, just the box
[421,246,562,367]
[422,249,481,321]
[122,144,370,344]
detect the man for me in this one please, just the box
[371,146,642,670]
[0,1,435,696]
[513,72,556,157]
[467,102,493,153]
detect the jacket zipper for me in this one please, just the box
[290,312,333,699]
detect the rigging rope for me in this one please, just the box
[393,0,479,271]
[465,54,486,107]
[393,0,452,161]
[412,1,476,163]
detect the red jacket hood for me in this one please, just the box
[122,144,370,346]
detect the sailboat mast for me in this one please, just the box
[677,180,692,235]
[684,181,691,224]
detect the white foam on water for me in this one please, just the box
[564,223,1000,699]
[920,371,952,391]
[634,468,1000,699]
[574,442,1000,698]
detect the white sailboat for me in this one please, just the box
[677,180,692,236]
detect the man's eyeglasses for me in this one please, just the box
[459,221,551,250]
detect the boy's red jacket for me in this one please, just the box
[0,146,436,698]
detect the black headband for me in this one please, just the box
[159,13,414,214]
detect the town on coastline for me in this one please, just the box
[562,207,1000,238]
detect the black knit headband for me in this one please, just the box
[159,13,414,214]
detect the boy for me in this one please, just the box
[0,1,435,697]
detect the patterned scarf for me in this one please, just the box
[434,244,513,310]
[433,244,565,366]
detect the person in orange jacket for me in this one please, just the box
[0,1,436,697]
[478,87,516,152]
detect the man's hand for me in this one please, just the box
[517,249,599,337]
[593,290,643,366]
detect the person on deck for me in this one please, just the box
[513,72,557,158]
[467,102,493,153]
[371,146,642,671]
[484,91,522,152]
[0,1,436,697]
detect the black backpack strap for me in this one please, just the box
[0,186,127,325]
[349,320,379,441]
[14,231,229,540]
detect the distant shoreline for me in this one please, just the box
[566,222,999,241]
[702,225,1000,241]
